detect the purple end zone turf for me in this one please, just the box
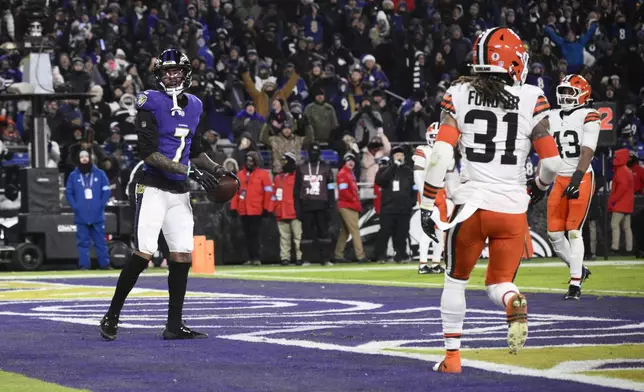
[0,277,640,392]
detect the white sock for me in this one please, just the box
[568,230,584,286]
[548,231,571,267]
[419,232,430,265]
[441,275,468,350]
[486,282,520,308]
[432,229,444,265]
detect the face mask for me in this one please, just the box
[309,150,320,162]
[283,160,296,173]
[246,159,256,171]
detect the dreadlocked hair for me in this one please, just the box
[452,74,520,110]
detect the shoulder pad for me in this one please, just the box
[186,93,203,108]
[583,109,601,124]
[136,90,160,111]
[521,83,546,97]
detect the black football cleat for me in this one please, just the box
[100,313,119,341]
[564,285,581,300]
[163,324,208,340]
[418,264,431,274]
[581,266,592,283]
[419,264,445,274]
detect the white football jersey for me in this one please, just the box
[548,108,600,177]
[442,82,550,214]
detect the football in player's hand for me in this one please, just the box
[208,175,239,203]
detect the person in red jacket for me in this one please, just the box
[231,151,273,265]
[608,149,635,254]
[334,153,366,263]
[273,153,302,266]
[628,152,644,193]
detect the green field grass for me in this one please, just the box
[206,258,644,297]
[1,258,642,297]
[0,371,88,392]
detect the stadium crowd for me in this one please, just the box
[0,0,643,265]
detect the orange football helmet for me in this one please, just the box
[556,74,592,110]
[471,27,529,85]
[426,122,439,147]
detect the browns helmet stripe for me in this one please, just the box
[479,27,500,65]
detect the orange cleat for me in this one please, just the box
[432,350,462,373]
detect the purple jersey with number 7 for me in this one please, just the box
[135,90,203,181]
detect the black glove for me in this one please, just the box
[420,209,438,243]
[527,177,547,206]
[188,165,218,191]
[238,62,248,74]
[563,170,584,200]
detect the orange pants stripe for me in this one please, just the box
[446,207,527,285]
[547,172,594,232]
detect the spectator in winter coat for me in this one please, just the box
[362,55,390,90]
[374,145,416,262]
[64,150,111,270]
[264,98,295,136]
[280,63,309,103]
[240,62,300,118]
[360,131,391,185]
[261,117,313,174]
[402,101,432,142]
[231,151,273,266]
[204,84,236,140]
[202,130,227,165]
[629,155,644,194]
[273,153,302,266]
[351,96,384,147]
[232,101,265,143]
[233,132,263,171]
[545,21,598,73]
[372,90,398,142]
[334,153,366,263]
[303,87,339,143]
[608,149,635,254]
